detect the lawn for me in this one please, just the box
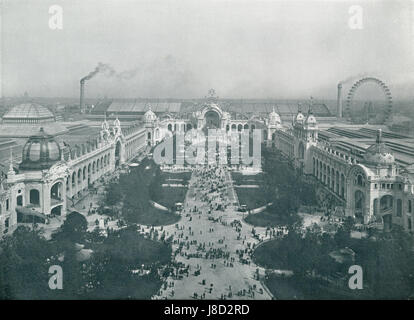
[264,274,305,299]
[157,170,191,209]
[115,158,186,226]
[158,186,187,209]
[131,205,181,226]
[234,187,268,209]
[160,171,192,184]
[231,171,268,209]
[97,227,172,265]
[231,172,264,185]
[252,239,288,270]
[265,274,371,300]
[245,210,288,227]
[88,273,163,300]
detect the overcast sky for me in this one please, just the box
[1,0,413,99]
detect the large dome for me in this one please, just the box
[3,103,55,123]
[363,129,395,166]
[20,128,61,170]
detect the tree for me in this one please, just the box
[53,211,88,244]
[342,216,356,234]
[105,182,122,207]
[334,226,351,248]
[0,226,55,299]
[149,167,163,202]
[297,179,317,206]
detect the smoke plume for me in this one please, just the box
[81,62,139,82]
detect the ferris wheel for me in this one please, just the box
[344,77,392,124]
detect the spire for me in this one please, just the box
[102,112,109,131]
[308,96,314,114]
[376,129,382,144]
[8,147,14,176]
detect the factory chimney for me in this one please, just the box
[80,79,85,113]
[337,83,343,118]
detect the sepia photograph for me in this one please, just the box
[0,0,413,309]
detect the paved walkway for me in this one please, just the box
[152,166,273,300]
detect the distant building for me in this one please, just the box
[272,106,414,232]
[0,103,147,235]
[1,95,413,235]
[2,103,55,124]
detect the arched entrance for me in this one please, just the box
[30,189,40,206]
[17,195,23,206]
[87,163,91,185]
[205,110,221,129]
[380,195,394,231]
[354,190,365,223]
[51,205,62,216]
[51,181,63,202]
[147,132,152,146]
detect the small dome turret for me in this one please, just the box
[269,107,281,126]
[144,105,157,122]
[295,112,305,124]
[304,108,317,126]
[363,129,395,166]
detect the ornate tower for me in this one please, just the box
[144,105,158,146]
[293,101,318,174]
[267,106,282,143]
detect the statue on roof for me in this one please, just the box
[206,88,219,102]
[8,147,15,177]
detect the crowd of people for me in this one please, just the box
[152,163,273,300]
